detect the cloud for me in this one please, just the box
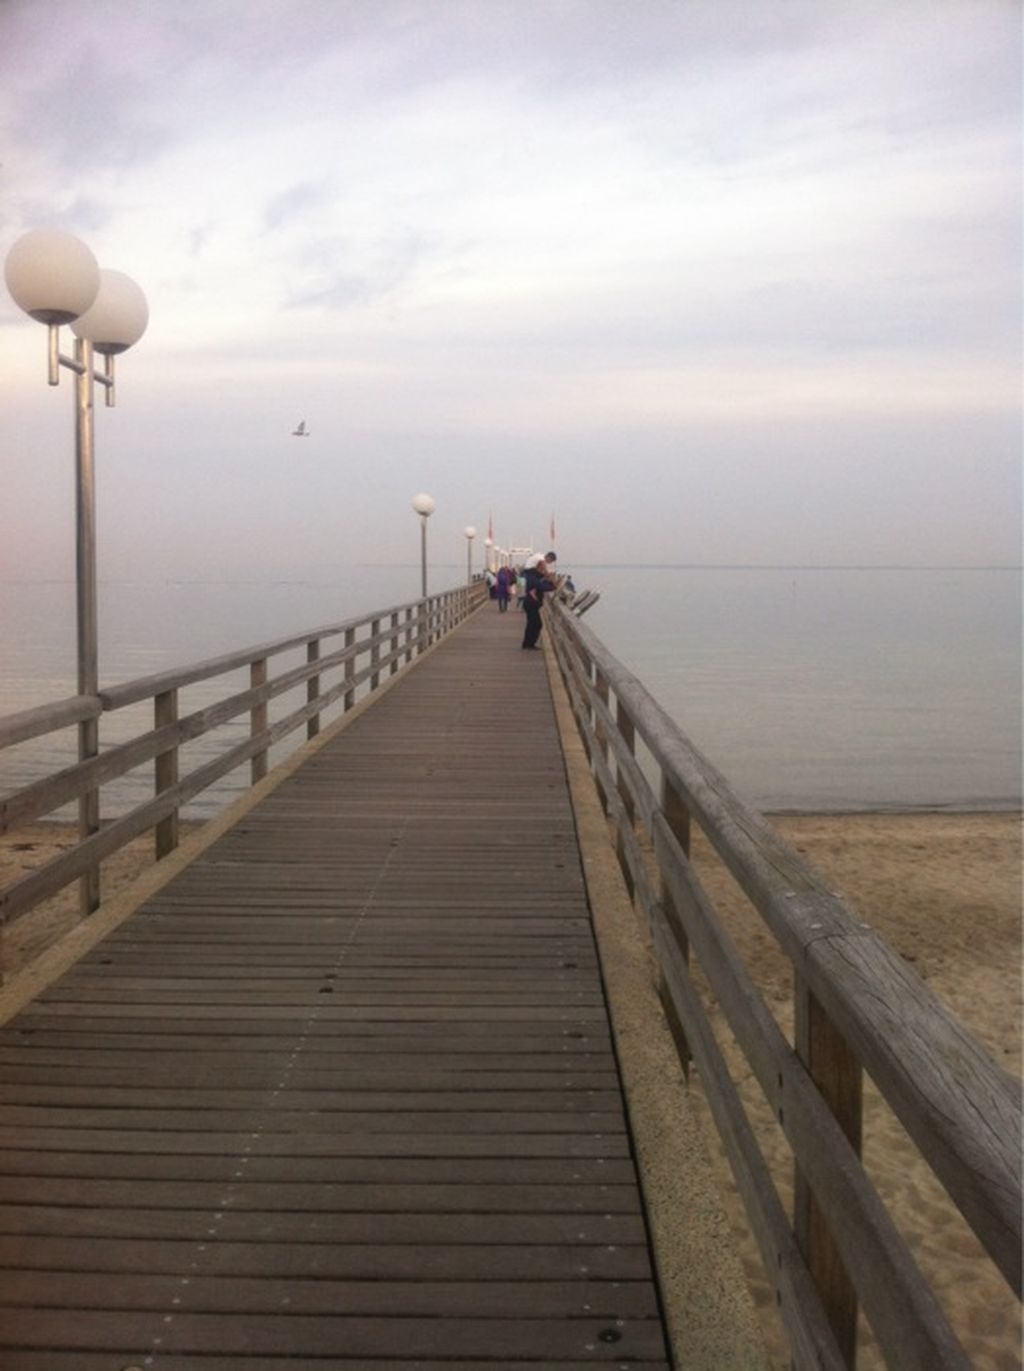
[0,0,1018,578]
[263,182,334,233]
[282,230,437,311]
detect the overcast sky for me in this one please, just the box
[0,0,1019,579]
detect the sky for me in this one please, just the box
[0,0,1020,580]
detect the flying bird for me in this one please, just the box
[292,420,310,437]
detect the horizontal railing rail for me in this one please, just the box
[0,582,486,940]
[547,599,1021,1370]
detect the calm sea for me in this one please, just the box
[1,566,1020,816]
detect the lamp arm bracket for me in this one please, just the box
[47,326,116,401]
[56,351,86,377]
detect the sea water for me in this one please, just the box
[0,566,1020,815]
[585,566,1021,812]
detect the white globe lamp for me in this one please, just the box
[71,269,149,354]
[4,229,100,325]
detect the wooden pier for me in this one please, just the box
[0,609,671,1367]
[1,587,1019,1369]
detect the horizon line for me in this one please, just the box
[0,562,1021,586]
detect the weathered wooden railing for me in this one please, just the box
[0,582,485,940]
[547,599,1021,1370]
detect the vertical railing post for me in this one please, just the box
[250,658,268,783]
[390,611,400,675]
[77,717,101,915]
[307,639,321,740]
[615,700,636,824]
[404,607,414,663]
[660,774,692,1076]
[370,618,381,691]
[574,642,595,765]
[418,600,428,655]
[344,627,356,711]
[795,985,862,1366]
[154,687,179,858]
[614,697,636,898]
[593,666,610,815]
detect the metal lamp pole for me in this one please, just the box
[463,525,476,583]
[411,493,435,598]
[4,230,148,914]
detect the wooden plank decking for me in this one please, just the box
[0,608,670,1368]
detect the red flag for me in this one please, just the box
[549,513,556,544]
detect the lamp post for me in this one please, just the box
[411,492,435,598]
[4,229,148,915]
[463,525,476,583]
[484,535,493,572]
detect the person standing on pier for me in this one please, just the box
[521,552,557,650]
[495,564,512,612]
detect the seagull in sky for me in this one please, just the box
[292,420,310,436]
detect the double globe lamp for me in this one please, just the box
[4,228,148,913]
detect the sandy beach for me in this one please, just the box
[1,810,1020,1366]
[688,811,1022,1369]
[0,824,199,980]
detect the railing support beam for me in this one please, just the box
[154,688,180,858]
[660,773,692,1077]
[250,659,268,783]
[306,640,321,740]
[795,981,863,1367]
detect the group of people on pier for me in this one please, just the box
[485,551,571,650]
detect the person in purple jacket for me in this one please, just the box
[495,564,512,612]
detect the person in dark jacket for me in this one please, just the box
[521,552,557,649]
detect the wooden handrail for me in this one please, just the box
[0,584,486,933]
[1,633,368,834]
[548,599,1020,1367]
[97,598,424,709]
[0,694,101,749]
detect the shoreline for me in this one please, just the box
[767,801,1023,814]
[5,802,1020,828]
